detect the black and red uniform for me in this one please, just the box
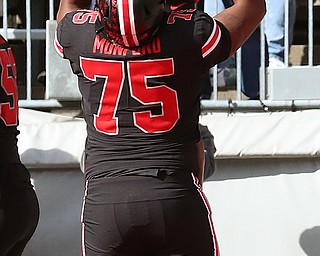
[56,9,230,256]
[0,35,39,256]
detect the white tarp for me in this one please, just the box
[17,109,320,167]
[18,108,86,168]
[199,109,320,158]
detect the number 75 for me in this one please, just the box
[80,57,180,135]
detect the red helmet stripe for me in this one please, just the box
[118,0,139,47]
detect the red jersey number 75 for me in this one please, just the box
[80,57,180,135]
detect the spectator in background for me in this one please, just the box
[90,0,96,9]
[203,0,296,98]
[0,0,61,87]
[0,0,25,28]
[204,0,268,100]
[0,34,39,256]
[265,0,296,67]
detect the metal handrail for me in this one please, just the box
[201,99,320,113]
[1,0,319,111]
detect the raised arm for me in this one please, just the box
[214,0,266,56]
[56,0,91,23]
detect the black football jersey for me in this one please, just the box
[0,35,20,163]
[55,9,230,178]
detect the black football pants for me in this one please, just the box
[0,164,39,256]
[81,172,219,256]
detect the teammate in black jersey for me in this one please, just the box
[56,0,265,255]
[0,35,39,256]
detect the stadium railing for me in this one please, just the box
[0,0,319,112]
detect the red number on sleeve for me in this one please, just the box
[72,11,99,24]
[167,11,193,24]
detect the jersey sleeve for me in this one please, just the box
[193,11,231,71]
[54,14,72,59]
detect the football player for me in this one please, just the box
[55,0,265,255]
[0,35,39,256]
